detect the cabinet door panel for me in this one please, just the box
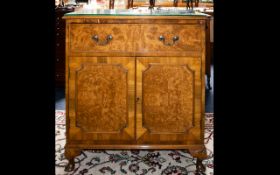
[67,57,135,144]
[136,57,203,145]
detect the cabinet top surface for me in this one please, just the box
[64,8,209,18]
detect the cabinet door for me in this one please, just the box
[67,57,135,144]
[136,57,204,145]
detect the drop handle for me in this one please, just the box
[92,34,113,46]
[159,35,179,46]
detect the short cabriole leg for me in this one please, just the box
[64,148,81,172]
[195,158,206,175]
[188,147,207,175]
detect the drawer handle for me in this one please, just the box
[159,35,179,46]
[92,35,113,46]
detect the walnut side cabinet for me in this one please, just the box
[63,13,208,174]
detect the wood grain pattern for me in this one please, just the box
[136,57,203,145]
[65,143,205,150]
[142,64,194,134]
[68,57,135,142]
[64,16,208,171]
[136,24,202,55]
[69,24,135,54]
[75,63,128,133]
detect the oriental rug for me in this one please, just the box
[55,110,214,175]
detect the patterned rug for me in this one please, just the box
[55,110,214,175]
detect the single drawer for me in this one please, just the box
[69,24,135,55]
[135,24,204,56]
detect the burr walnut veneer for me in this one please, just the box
[63,9,209,174]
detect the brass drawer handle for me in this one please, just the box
[92,35,113,46]
[159,35,179,46]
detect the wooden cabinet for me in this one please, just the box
[64,13,208,174]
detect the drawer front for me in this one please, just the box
[136,24,204,56]
[69,24,135,55]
